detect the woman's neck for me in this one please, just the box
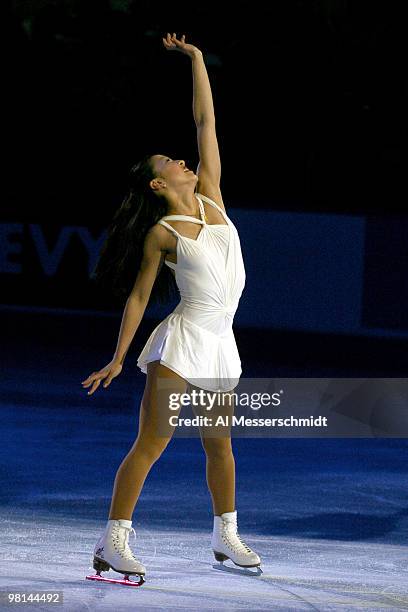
[166,190,199,217]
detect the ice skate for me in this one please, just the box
[211,510,262,572]
[86,519,146,587]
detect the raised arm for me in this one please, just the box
[162,33,224,210]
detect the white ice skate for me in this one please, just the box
[211,510,262,571]
[86,519,146,587]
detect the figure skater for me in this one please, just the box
[82,33,261,584]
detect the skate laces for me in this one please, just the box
[222,520,253,554]
[112,524,140,562]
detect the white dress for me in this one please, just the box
[136,193,246,392]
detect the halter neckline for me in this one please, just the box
[161,194,207,225]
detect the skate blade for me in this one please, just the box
[212,563,263,577]
[86,573,145,587]
[213,551,262,571]
[213,552,262,576]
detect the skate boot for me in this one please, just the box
[211,510,261,569]
[91,519,146,584]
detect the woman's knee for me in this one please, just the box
[202,436,233,460]
[132,434,171,463]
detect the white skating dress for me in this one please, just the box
[136,193,246,392]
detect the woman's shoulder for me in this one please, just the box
[195,181,226,213]
[144,223,172,251]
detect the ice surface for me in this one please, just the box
[1,351,408,610]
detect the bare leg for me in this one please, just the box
[194,388,236,515]
[108,360,187,520]
[203,437,236,515]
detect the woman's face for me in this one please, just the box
[150,154,197,190]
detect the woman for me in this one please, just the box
[82,33,261,583]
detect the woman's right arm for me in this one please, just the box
[113,226,166,363]
[81,226,166,395]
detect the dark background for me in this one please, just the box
[2,0,407,374]
[4,0,407,220]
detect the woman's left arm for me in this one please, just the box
[162,33,221,190]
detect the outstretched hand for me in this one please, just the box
[81,359,123,396]
[162,32,201,58]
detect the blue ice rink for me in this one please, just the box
[1,309,407,610]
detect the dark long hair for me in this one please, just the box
[91,154,178,307]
